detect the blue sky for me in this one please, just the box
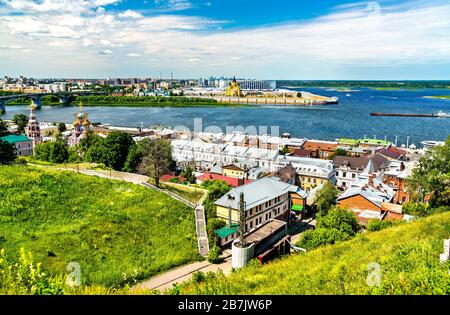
[0,0,450,79]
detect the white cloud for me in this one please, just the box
[127,52,142,57]
[118,9,142,19]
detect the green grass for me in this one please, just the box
[177,211,450,295]
[160,183,205,204]
[0,165,201,288]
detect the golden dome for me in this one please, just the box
[82,119,90,126]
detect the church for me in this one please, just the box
[69,101,92,147]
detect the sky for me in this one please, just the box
[0,0,450,79]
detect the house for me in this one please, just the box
[291,148,312,158]
[302,140,339,159]
[268,164,297,185]
[337,164,405,224]
[0,134,33,156]
[333,153,389,190]
[276,155,336,192]
[196,172,252,187]
[376,146,407,161]
[383,160,416,204]
[222,164,246,179]
[214,177,307,246]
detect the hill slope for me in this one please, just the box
[0,165,200,287]
[178,212,450,295]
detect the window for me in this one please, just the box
[250,221,253,229]
[343,172,347,178]
[352,173,356,179]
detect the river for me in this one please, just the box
[2,87,449,146]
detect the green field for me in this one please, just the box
[0,165,200,288]
[177,211,450,295]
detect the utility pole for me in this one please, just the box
[237,192,247,248]
[395,135,398,146]
[406,136,410,148]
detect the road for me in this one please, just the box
[133,255,232,292]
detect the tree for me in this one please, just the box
[207,244,222,264]
[78,131,101,156]
[0,139,16,164]
[202,180,232,219]
[181,166,196,184]
[0,119,9,137]
[280,146,290,155]
[12,114,28,134]
[57,122,66,133]
[315,182,339,216]
[318,207,360,236]
[123,140,147,173]
[35,139,69,163]
[407,136,450,207]
[329,148,349,160]
[85,131,134,170]
[138,138,173,187]
[297,207,360,250]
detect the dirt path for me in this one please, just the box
[133,255,233,292]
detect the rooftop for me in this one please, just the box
[1,134,31,143]
[215,177,306,210]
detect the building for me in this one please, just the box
[332,154,389,189]
[358,138,391,149]
[68,102,92,147]
[25,100,42,151]
[275,155,335,192]
[222,164,246,179]
[197,172,252,188]
[214,177,307,246]
[238,80,276,91]
[302,140,339,159]
[383,160,416,204]
[375,146,407,161]
[224,77,243,97]
[1,134,33,156]
[337,161,406,224]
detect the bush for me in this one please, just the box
[207,245,222,264]
[0,248,65,295]
[318,207,360,236]
[366,220,399,232]
[402,202,431,217]
[296,227,351,250]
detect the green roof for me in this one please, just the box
[358,138,391,145]
[215,224,239,239]
[291,204,304,212]
[338,138,359,145]
[0,134,31,144]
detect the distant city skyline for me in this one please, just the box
[1,0,450,79]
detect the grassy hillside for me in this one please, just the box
[0,165,200,288]
[177,212,450,295]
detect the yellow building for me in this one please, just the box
[225,77,243,97]
[222,164,246,179]
[298,175,330,192]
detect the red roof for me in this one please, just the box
[197,172,252,187]
[160,174,186,182]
